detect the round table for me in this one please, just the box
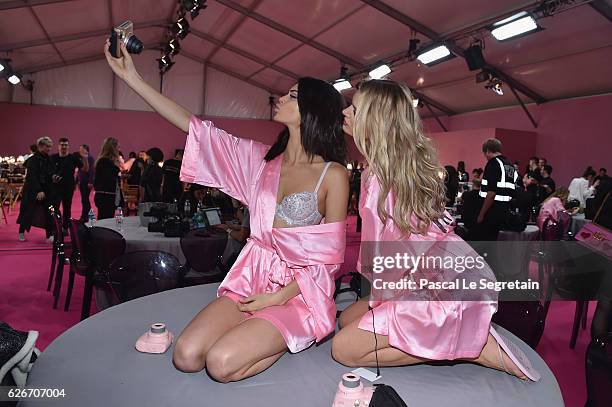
[20,285,563,407]
[95,216,185,262]
[570,213,591,237]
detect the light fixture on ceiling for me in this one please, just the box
[491,12,539,41]
[171,17,190,40]
[180,0,207,19]
[0,61,5,73]
[368,63,391,80]
[416,45,453,66]
[332,66,352,92]
[158,54,174,74]
[8,73,21,85]
[412,98,419,108]
[165,39,181,56]
[485,77,504,96]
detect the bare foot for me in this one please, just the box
[471,334,528,380]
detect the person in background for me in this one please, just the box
[513,161,520,172]
[594,167,608,183]
[217,200,251,268]
[23,144,38,162]
[138,150,148,162]
[512,176,533,224]
[179,183,206,214]
[122,151,137,173]
[459,178,481,231]
[50,137,87,228]
[471,138,517,241]
[139,147,164,203]
[568,167,598,210]
[586,172,612,220]
[538,157,547,171]
[127,156,144,186]
[162,149,184,203]
[444,165,459,206]
[78,144,95,222]
[537,187,576,230]
[526,157,539,178]
[94,137,122,220]
[539,164,556,198]
[457,161,469,182]
[17,137,54,242]
[472,167,483,181]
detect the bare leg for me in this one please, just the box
[333,320,528,380]
[205,318,288,382]
[338,298,370,329]
[172,296,246,373]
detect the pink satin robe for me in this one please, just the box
[180,116,346,353]
[537,197,565,230]
[357,170,498,360]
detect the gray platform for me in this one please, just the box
[20,284,563,407]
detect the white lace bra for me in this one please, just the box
[274,162,332,227]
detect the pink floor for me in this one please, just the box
[0,196,592,406]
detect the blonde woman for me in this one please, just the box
[333,79,540,381]
[537,187,576,230]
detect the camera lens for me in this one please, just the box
[124,35,144,54]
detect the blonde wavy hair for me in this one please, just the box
[96,137,120,167]
[353,80,446,236]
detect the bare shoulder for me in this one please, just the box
[325,162,350,184]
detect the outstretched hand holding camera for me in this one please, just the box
[103,35,191,132]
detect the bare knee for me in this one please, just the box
[173,336,206,373]
[205,345,238,383]
[331,331,360,367]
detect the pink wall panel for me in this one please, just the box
[428,128,495,172]
[494,129,538,173]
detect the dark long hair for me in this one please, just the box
[264,77,347,164]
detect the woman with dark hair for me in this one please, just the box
[105,41,348,381]
[444,165,460,206]
[139,147,164,203]
[457,160,469,182]
[93,137,122,220]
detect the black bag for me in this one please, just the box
[503,208,526,232]
[370,384,408,407]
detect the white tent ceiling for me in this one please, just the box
[1,0,611,119]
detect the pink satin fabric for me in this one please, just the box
[537,197,565,230]
[180,116,346,353]
[356,169,498,360]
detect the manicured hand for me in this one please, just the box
[237,292,282,313]
[36,192,45,201]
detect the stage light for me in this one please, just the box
[412,98,419,108]
[485,77,504,96]
[8,74,20,85]
[332,66,352,92]
[158,54,174,74]
[368,63,391,80]
[417,45,452,66]
[491,12,538,41]
[165,39,181,56]
[0,63,4,73]
[180,0,207,19]
[171,17,190,39]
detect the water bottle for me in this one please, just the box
[184,199,191,216]
[115,206,124,231]
[88,209,96,227]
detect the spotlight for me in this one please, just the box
[407,38,420,56]
[491,12,539,41]
[180,0,207,19]
[417,45,453,66]
[158,54,174,74]
[165,39,180,56]
[332,66,352,92]
[0,62,4,73]
[368,63,391,80]
[171,17,190,39]
[485,77,504,96]
[8,74,21,85]
[412,98,419,108]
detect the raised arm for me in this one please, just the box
[104,40,191,132]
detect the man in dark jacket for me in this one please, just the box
[49,138,87,228]
[17,137,54,241]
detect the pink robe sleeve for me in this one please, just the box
[180,116,268,206]
[550,198,565,222]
